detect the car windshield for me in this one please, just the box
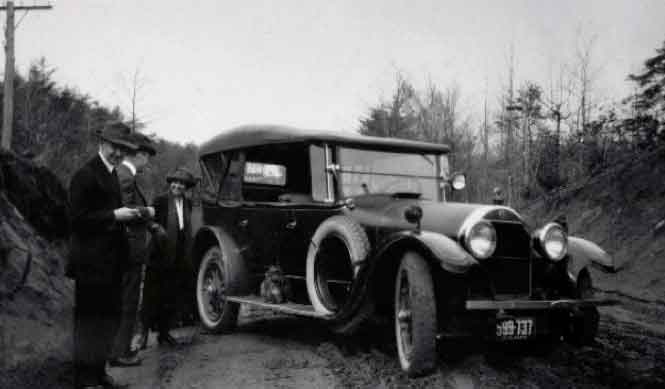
[337,147,445,200]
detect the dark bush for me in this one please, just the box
[0,150,69,240]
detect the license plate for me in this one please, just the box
[495,318,534,340]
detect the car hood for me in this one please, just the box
[349,194,524,239]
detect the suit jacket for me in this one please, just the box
[117,162,151,265]
[67,155,128,284]
[151,192,192,268]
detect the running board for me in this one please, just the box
[226,295,332,319]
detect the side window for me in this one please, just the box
[219,151,245,201]
[200,152,227,202]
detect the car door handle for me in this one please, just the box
[238,219,249,228]
[286,220,297,230]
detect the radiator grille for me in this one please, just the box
[484,221,531,296]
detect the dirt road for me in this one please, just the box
[107,297,664,389]
[110,308,338,389]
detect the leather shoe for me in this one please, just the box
[76,383,104,389]
[108,355,142,367]
[99,373,128,388]
[158,332,178,346]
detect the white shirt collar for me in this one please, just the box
[98,150,114,174]
[175,196,184,229]
[122,160,137,176]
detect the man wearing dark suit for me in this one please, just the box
[108,133,157,367]
[142,167,196,346]
[67,122,141,389]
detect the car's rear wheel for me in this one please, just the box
[306,216,369,316]
[196,244,245,333]
[394,251,437,377]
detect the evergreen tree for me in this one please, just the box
[627,40,665,146]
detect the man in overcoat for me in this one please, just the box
[67,121,142,389]
[108,132,157,366]
[142,167,196,346]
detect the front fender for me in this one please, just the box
[567,236,616,281]
[375,231,478,274]
[336,230,475,328]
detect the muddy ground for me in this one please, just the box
[4,293,663,389]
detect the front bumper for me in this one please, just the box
[466,297,618,311]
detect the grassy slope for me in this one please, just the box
[521,147,665,303]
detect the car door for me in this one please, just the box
[237,203,288,269]
[279,206,338,277]
[278,143,338,277]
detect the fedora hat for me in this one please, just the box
[97,121,137,150]
[130,132,157,156]
[166,167,196,188]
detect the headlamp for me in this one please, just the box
[465,220,497,259]
[537,222,568,261]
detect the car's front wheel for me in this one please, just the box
[565,270,599,345]
[196,245,244,333]
[394,251,437,377]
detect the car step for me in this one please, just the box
[226,295,332,319]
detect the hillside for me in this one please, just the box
[522,146,665,304]
[0,150,73,387]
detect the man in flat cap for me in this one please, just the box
[109,132,158,367]
[67,121,142,388]
[142,167,197,347]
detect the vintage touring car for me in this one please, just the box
[191,125,616,376]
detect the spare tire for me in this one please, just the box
[306,215,370,315]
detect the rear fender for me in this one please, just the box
[567,236,616,282]
[191,226,242,270]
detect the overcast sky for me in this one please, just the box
[5,0,665,144]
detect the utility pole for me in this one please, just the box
[1,1,53,150]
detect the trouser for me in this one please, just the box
[74,279,121,385]
[110,263,143,358]
[143,233,193,334]
[142,265,177,336]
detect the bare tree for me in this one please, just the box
[572,29,600,134]
[494,43,519,205]
[542,62,574,187]
[481,77,490,202]
[115,65,149,132]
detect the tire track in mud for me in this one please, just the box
[108,328,200,389]
[153,309,338,389]
[596,287,665,310]
[314,308,665,389]
[110,303,664,389]
[154,344,191,389]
